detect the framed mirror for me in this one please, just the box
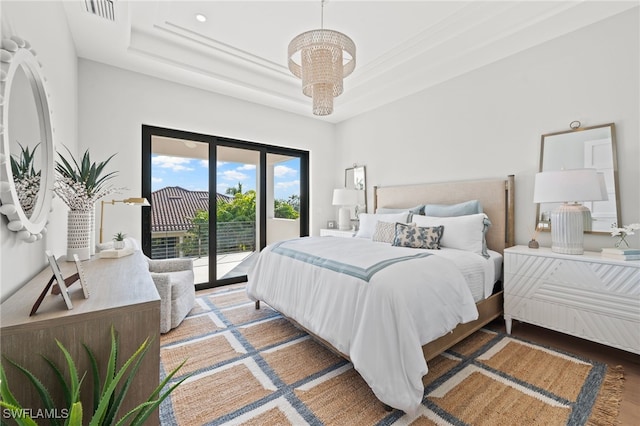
[536,123,620,234]
[345,165,366,219]
[0,36,54,241]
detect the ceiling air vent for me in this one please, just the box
[84,0,115,21]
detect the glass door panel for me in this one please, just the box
[266,153,302,244]
[216,146,259,281]
[150,136,210,286]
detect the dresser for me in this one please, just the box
[0,251,161,424]
[503,246,640,354]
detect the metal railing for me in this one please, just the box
[151,221,256,259]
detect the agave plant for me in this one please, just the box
[0,326,188,426]
[54,147,119,211]
[10,142,41,181]
[9,142,42,216]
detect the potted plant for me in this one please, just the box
[113,232,126,249]
[54,146,120,260]
[0,326,188,426]
[10,142,41,217]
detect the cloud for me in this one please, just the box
[238,164,256,171]
[276,180,300,189]
[274,165,297,177]
[152,177,163,183]
[220,170,249,181]
[152,156,194,172]
[200,160,209,168]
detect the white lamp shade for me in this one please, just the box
[332,188,359,206]
[533,169,604,203]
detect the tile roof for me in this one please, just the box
[151,186,232,232]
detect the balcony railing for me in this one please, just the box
[151,221,256,259]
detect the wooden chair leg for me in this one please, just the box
[255,300,260,310]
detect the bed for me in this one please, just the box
[247,175,515,414]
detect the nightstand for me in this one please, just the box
[503,245,640,354]
[320,228,356,238]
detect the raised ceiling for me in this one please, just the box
[62,1,637,123]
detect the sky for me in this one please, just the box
[151,154,300,200]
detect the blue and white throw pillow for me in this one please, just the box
[392,223,443,249]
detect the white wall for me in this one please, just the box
[0,1,78,301]
[336,8,640,251]
[77,59,336,245]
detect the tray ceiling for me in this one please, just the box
[62,1,637,123]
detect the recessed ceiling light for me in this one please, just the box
[195,14,207,23]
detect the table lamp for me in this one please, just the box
[332,189,359,231]
[533,169,604,254]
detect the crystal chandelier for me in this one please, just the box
[288,0,356,116]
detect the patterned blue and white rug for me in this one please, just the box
[158,284,623,425]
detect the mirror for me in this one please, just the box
[0,36,54,242]
[536,123,620,234]
[345,165,366,219]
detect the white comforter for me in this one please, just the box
[246,236,479,414]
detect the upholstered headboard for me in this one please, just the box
[374,175,515,254]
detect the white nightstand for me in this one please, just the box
[320,228,356,238]
[503,245,640,354]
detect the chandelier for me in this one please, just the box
[288,0,356,116]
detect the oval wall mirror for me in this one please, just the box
[0,36,54,242]
[536,123,620,234]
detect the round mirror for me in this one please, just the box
[0,36,54,242]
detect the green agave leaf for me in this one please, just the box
[88,333,150,426]
[65,401,83,426]
[128,359,190,426]
[42,355,72,410]
[55,340,81,400]
[0,363,23,411]
[82,343,102,413]
[103,336,151,426]
[3,356,60,426]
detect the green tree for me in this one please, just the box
[179,210,209,257]
[217,190,256,222]
[225,182,243,196]
[274,199,299,219]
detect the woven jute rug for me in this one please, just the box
[159,284,624,426]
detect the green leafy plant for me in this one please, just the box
[55,146,117,198]
[0,327,188,426]
[10,142,41,181]
[54,146,120,211]
[113,232,126,242]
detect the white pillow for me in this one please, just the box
[356,213,409,239]
[412,213,488,256]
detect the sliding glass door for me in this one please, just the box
[142,125,308,289]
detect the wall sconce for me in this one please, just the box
[99,197,150,243]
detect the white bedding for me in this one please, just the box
[246,236,485,414]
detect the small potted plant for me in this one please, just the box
[113,232,126,249]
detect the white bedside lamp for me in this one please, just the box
[332,189,359,231]
[533,169,604,254]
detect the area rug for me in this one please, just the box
[159,284,624,426]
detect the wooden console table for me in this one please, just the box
[0,251,161,424]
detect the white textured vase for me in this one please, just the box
[67,210,92,261]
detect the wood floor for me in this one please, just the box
[486,319,640,426]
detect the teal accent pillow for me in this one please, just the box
[424,200,482,217]
[392,223,443,249]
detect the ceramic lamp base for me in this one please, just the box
[338,207,351,231]
[551,203,584,255]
